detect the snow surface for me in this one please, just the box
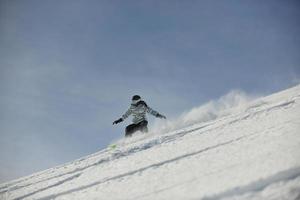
[1,85,300,200]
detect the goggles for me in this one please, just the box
[132,99,141,105]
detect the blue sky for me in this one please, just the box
[0,0,299,183]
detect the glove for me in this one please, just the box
[113,118,123,125]
[156,113,166,119]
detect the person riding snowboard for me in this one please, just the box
[113,95,166,137]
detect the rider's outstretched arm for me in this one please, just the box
[122,106,133,120]
[147,106,166,119]
[113,106,133,125]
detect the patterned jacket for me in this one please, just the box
[122,100,161,124]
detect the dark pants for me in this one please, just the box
[125,120,148,137]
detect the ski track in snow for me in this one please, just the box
[33,135,249,200]
[202,167,300,200]
[1,85,300,200]
[12,174,81,200]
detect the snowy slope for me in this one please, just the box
[1,85,300,200]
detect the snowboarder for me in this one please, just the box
[113,95,166,137]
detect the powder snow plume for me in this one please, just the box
[151,90,260,134]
